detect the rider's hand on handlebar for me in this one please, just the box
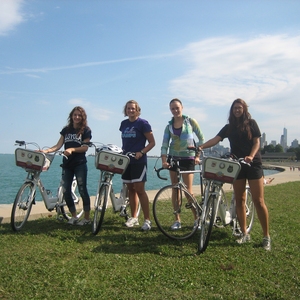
[162,161,169,169]
[244,156,253,164]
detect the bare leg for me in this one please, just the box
[248,178,269,237]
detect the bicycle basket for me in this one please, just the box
[95,150,129,174]
[203,157,241,183]
[15,148,54,172]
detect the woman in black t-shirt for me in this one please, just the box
[199,99,271,251]
[42,106,92,226]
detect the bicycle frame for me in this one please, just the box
[95,171,119,212]
[24,170,59,211]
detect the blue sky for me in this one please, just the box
[1,0,300,155]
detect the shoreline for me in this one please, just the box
[1,164,299,225]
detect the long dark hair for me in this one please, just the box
[228,98,252,140]
[66,106,88,136]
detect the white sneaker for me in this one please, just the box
[262,236,271,251]
[236,233,251,244]
[170,221,181,230]
[77,218,91,226]
[124,217,139,227]
[141,220,151,231]
[67,217,78,225]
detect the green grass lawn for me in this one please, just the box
[0,182,299,299]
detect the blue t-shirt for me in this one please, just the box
[119,118,152,164]
[60,126,92,168]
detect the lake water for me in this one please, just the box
[0,153,279,205]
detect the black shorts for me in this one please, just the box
[236,162,263,180]
[168,157,195,172]
[122,163,147,183]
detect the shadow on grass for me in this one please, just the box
[0,213,263,257]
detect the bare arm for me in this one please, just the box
[135,131,156,160]
[245,136,260,163]
[199,136,222,150]
[41,135,64,153]
[64,138,90,157]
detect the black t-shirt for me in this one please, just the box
[60,126,92,168]
[217,119,262,163]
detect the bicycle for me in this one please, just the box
[152,156,203,240]
[86,142,141,235]
[11,140,83,231]
[198,153,255,254]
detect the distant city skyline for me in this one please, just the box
[262,127,299,150]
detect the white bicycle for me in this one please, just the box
[11,140,83,231]
[86,142,140,235]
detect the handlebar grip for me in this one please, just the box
[154,167,168,180]
[15,140,25,145]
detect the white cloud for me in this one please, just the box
[68,98,113,121]
[0,0,24,35]
[170,34,300,106]
[169,34,300,144]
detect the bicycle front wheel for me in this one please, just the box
[92,184,109,235]
[198,194,216,254]
[153,185,199,240]
[11,182,35,231]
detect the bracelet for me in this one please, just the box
[140,150,145,155]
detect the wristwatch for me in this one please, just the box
[140,150,145,155]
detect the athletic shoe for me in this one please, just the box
[236,233,251,244]
[262,236,271,251]
[77,218,91,226]
[141,220,151,231]
[67,217,78,225]
[124,217,139,227]
[170,221,181,230]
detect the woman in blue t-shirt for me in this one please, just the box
[119,100,155,231]
[199,98,271,251]
[42,106,92,226]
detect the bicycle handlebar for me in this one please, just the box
[154,167,168,181]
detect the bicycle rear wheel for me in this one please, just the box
[244,188,255,234]
[214,188,229,228]
[57,185,84,221]
[92,184,109,235]
[11,182,35,231]
[152,185,200,240]
[198,194,216,254]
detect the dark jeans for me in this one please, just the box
[62,163,90,213]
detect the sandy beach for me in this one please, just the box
[1,164,299,225]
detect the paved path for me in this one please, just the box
[1,166,299,224]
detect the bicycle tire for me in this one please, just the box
[245,189,255,234]
[152,185,200,240]
[232,188,255,236]
[120,184,141,220]
[11,182,35,231]
[92,184,109,235]
[198,194,216,254]
[57,185,84,221]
